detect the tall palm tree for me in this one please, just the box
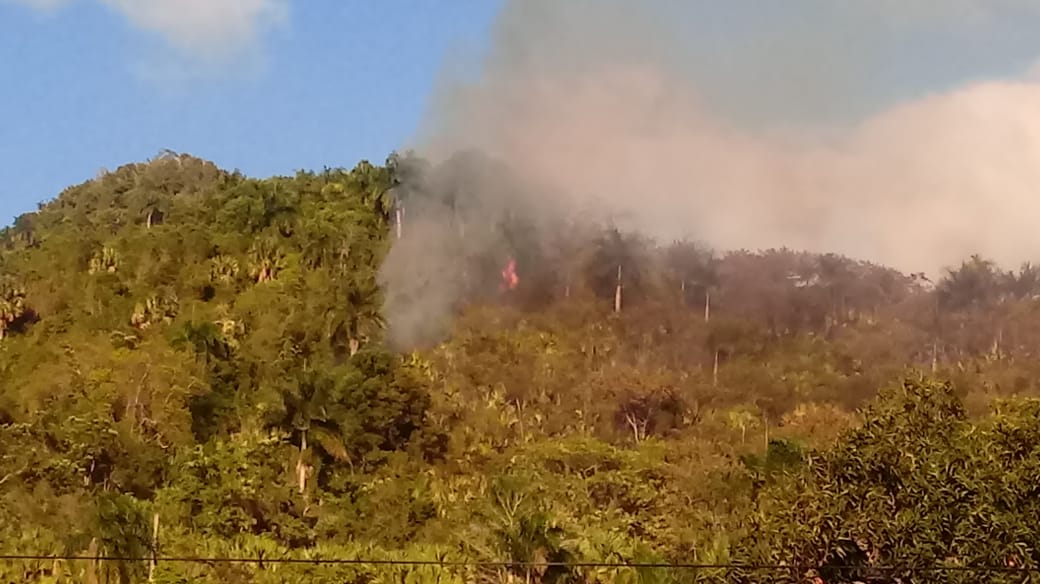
[385,150,432,241]
[334,277,385,357]
[937,254,1004,313]
[584,226,650,312]
[807,253,858,331]
[693,250,719,323]
[1009,262,1040,300]
[280,371,352,491]
[299,210,357,272]
[347,160,395,224]
[127,190,166,230]
[665,240,718,321]
[172,320,233,365]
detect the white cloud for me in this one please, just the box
[100,0,287,60]
[5,0,288,61]
[3,0,68,10]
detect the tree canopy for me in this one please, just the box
[2,151,1040,583]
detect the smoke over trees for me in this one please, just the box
[378,151,569,349]
[11,2,1040,580]
[372,0,1040,349]
[3,149,1040,581]
[404,0,1040,278]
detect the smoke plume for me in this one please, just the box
[381,0,1040,347]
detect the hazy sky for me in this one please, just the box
[3,0,1040,230]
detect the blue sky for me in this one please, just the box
[0,0,502,223]
[4,0,1040,230]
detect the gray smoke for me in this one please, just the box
[382,0,1040,348]
[378,151,569,349]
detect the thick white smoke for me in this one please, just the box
[379,0,1040,347]
[415,0,1040,275]
[427,67,1040,274]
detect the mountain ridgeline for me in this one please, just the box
[2,151,1040,583]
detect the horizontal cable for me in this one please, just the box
[0,555,1035,572]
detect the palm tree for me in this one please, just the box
[261,183,298,235]
[706,319,765,386]
[936,255,1009,360]
[692,250,719,322]
[281,371,352,489]
[299,211,356,272]
[936,254,1004,313]
[131,292,179,330]
[213,304,244,350]
[386,150,431,241]
[347,160,394,224]
[248,239,286,283]
[0,278,26,340]
[545,221,589,300]
[171,320,233,364]
[816,253,853,326]
[584,227,650,313]
[88,246,120,274]
[665,240,718,321]
[129,192,166,229]
[208,255,240,286]
[332,277,385,357]
[1008,262,1040,300]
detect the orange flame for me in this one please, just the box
[501,257,519,291]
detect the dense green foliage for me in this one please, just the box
[3,151,1040,582]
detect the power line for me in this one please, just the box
[0,555,1036,573]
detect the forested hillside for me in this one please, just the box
[3,151,1040,583]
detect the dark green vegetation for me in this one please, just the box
[3,151,1040,583]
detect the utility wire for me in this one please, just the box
[0,555,1036,573]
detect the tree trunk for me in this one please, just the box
[625,413,646,443]
[514,399,526,444]
[149,513,159,583]
[712,349,719,387]
[87,538,99,584]
[704,289,711,323]
[395,205,403,240]
[614,265,623,313]
[296,432,308,494]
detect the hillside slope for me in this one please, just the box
[2,152,1040,582]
